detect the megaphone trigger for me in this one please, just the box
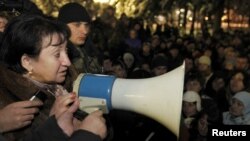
[78,96,109,114]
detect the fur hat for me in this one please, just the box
[183,91,202,111]
[58,2,91,24]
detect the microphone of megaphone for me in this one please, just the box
[73,62,185,138]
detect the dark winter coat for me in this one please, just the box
[0,63,78,141]
[0,116,101,141]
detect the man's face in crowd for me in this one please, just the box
[0,16,8,32]
[67,22,90,46]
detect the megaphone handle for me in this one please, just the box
[73,109,89,121]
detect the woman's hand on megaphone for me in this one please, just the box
[56,95,80,136]
[77,110,107,139]
[49,92,77,119]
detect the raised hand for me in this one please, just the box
[56,96,80,136]
[49,92,76,118]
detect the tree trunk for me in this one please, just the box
[190,5,197,35]
[183,5,188,30]
[212,0,225,34]
[249,14,250,28]
[226,0,230,29]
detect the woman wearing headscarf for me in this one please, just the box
[223,91,250,125]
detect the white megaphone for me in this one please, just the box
[73,62,185,138]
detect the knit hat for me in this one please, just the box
[198,55,211,66]
[151,55,168,69]
[183,91,202,111]
[233,91,250,115]
[58,3,91,24]
[123,52,135,63]
[123,52,135,68]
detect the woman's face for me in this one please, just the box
[230,73,245,93]
[182,101,197,117]
[27,34,71,84]
[229,98,244,117]
[212,78,225,92]
[185,80,202,93]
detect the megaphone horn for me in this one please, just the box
[73,62,185,138]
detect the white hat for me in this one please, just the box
[183,91,202,111]
[123,52,134,62]
[233,91,250,115]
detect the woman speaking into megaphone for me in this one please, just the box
[0,13,106,141]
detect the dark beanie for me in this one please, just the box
[58,3,91,23]
[151,56,168,69]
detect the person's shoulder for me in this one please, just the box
[243,114,250,125]
[222,111,230,118]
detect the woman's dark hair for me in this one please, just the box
[0,14,70,74]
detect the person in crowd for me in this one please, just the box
[182,91,202,129]
[0,14,106,141]
[111,59,127,78]
[150,55,168,76]
[235,53,250,75]
[124,28,142,54]
[138,42,153,64]
[184,72,204,94]
[188,109,219,141]
[139,60,151,73]
[99,55,113,74]
[204,71,229,115]
[0,12,9,33]
[122,52,136,77]
[167,45,183,71]
[225,70,250,105]
[181,91,212,141]
[58,2,101,73]
[197,55,213,89]
[0,12,14,42]
[223,91,250,125]
[183,54,195,75]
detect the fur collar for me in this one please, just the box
[0,63,38,100]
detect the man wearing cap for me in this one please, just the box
[197,55,213,89]
[151,55,168,76]
[58,2,101,73]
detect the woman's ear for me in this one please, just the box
[21,54,33,72]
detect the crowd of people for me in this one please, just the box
[0,2,250,141]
